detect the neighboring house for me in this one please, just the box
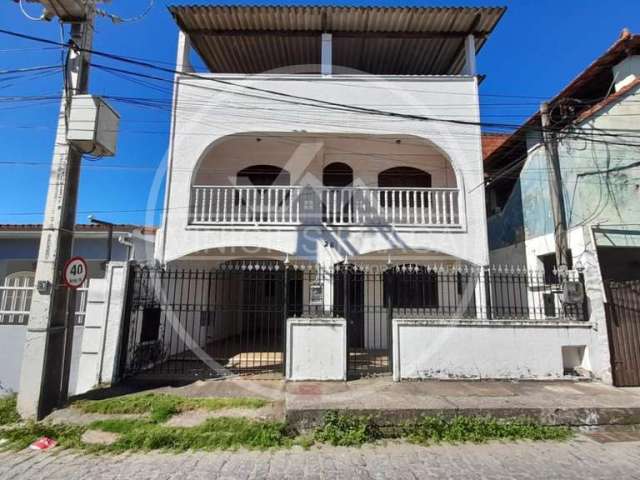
[485,31,640,386]
[0,224,155,393]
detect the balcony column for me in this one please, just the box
[463,34,476,76]
[321,33,332,75]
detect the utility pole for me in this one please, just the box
[17,2,96,419]
[540,101,569,271]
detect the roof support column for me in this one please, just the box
[464,34,476,76]
[177,30,193,73]
[321,33,332,75]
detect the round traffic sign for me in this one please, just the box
[63,256,88,289]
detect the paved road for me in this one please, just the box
[1,436,640,479]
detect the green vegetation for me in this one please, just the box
[314,411,381,446]
[0,422,84,451]
[313,411,572,447]
[0,395,571,453]
[0,395,20,426]
[86,417,288,452]
[73,393,267,423]
[404,415,572,445]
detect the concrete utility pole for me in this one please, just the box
[18,2,96,419]
[540,101,570,270]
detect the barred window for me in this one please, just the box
[0,271,35,325]
[383,266,438,308]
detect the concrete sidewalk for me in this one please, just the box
[138,376,640,430]
[284,377,640,429]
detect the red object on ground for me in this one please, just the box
[29,437,57,451]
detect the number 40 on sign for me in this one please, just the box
[63,256,88,289]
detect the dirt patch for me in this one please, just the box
[165,402,284,428]
[81,430,121,446]
[47,408,145,426]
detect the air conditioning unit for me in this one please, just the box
[67,95,120,157]
[562,281,584,304]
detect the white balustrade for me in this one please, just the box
[191,186,462,228]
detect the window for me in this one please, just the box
[383,266,438,308]
[378,167,431,207]
[539,251,573,284]
[0,272,35,325]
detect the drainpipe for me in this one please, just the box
[118,234,135,261]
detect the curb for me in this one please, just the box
[286,407,640,431]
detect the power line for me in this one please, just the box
[3,26,636,143]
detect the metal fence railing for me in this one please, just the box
[120,263,588,380]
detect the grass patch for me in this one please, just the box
[313,411,572,447]
[74,393,267,423]
[314,411,381,446]
[0,422,85,451]
[0,395,20,426]
[405,415,572,445]
[87,417,287,452]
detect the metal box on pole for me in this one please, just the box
[67,95,120,157]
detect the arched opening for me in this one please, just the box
[323,162,353,222]
[236,165,290,186]
[323,162,353,187]
[378,167,432,208]
[378,166,432,189]
[234,165,291,221]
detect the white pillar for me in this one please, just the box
[157,30,193,264]
[321,33,332,75]
[464,34,477,76]
[177,30,193,74]
[75,262,130,395]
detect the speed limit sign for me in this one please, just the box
[63,256,88,289]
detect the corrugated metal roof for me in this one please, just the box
[169,5,506,74]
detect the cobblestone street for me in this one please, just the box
[2,436,640,479]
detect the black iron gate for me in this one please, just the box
[119,262,394,380]
[334,265,391,377]
[605,279,640,387]
[119,262,293,379]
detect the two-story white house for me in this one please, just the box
[156,5,506,268]
[143,5,506,379]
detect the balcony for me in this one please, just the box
[190,185,464,229]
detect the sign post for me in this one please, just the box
[63,257,88,289]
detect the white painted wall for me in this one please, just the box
[158,74,488,267]
[286,317,347,381]
[393,318,596,380]
[0,325,84,395]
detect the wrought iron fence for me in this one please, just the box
[119,263,588,380]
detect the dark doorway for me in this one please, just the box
[323,162,353,187]
[323,162,353,223]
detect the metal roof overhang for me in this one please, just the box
[169,5,506,75]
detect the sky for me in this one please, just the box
[1,0,640,227]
